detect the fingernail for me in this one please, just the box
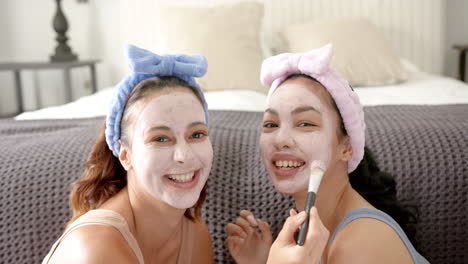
[297,211,307,220]
[247,215,258,227]
[311,207,317,215]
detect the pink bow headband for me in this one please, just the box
[260,44,365,173]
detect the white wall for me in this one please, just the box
[0,0,125,116]
[1,0,466,116]
[445,0,468,79]
[0,1,15,115]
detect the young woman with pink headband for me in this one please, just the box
[227,44,429,263]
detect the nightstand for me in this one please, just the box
[0,59,100,114]
[453,45,468,82]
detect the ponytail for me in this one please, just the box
[68,123,127,225]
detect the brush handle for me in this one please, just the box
[296,191,316,246]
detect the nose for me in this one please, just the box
[173,142,195,164]
[273,126,295,150]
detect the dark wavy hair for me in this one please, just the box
[285,74,419,248]
[349,147,419,247]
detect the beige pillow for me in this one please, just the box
[155,2,266,93]
[281,19,408,86]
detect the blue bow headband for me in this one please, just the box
[105,44,209,157]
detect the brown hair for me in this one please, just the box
[68,76,207,225]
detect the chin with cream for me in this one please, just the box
[129,91,213,209]
[259,78,335,195]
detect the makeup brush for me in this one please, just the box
[296,160,326,246]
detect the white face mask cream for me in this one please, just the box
[129,90,213,209]
[260,79,335,194]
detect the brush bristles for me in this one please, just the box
[311,160,327,172]
[308,160,326,193]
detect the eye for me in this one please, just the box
[263,122,278,128]
[191,131,207,139]
[298,122,316,127]
[153,136,170,143]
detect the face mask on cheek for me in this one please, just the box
[128,91,213,209]
[260,85,335,195]
[260,128,332,194]
[131,135,213,209]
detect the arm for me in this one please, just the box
[47,225,138,264]
[327,218,413,264]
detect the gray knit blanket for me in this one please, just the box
[0,105,467,264]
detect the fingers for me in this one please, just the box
[289,208,298,217]
[240,210,258,227]
[257,218,273,243]
[226,223,248,239]
[276,210,307,245]
[227,236,244,257]
[305,207,329,244]
[235,216,255,236]
[257,219,271,234]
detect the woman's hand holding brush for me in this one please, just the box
[266,207,329,264]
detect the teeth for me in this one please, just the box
[168,172,194,183]
[274,160,304,168]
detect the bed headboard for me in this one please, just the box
[115,0,446,83]
[263,0,446,74]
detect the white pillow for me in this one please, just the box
[400,58,421,73]
[281,18,408,86]
[155,1,266,93]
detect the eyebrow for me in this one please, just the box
[265,108,278,115]
[146,121,206,133]
[291,106,321,115]
[265,106,321,116]
[188,121,207,129]
[147,125,170,133]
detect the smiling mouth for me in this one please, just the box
[273,160,306,170]
[166,171,195,183]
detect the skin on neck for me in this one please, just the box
[127,172,185,259]
[106,87,212,262]
[267,78,376,262]
[101,178,185,262]
[292,159,352,233]
[261,76,368,236]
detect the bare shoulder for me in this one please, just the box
[191,219,214,264]
[47,225,138,264]
[327,218,413,264]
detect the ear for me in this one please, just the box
[119,143,132,171]
[339,136,353,162]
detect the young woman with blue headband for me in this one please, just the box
[226,44,428,263]
[43,45,214,263]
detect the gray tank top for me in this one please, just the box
[320,208,429,264]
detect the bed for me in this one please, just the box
[1,107,467,264]
[14,60,468,120]
[1,1,467,263]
